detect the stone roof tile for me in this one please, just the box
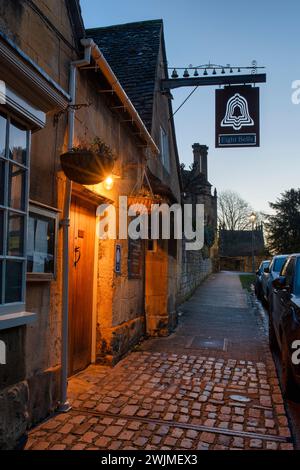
[86,20,163,131]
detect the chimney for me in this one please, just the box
[192,143,208,180]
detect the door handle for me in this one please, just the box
[74,246,81,267]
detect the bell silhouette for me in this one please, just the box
[183,69,190,78]
[221,93,254,131]
[213,68,217,75]
[203,68,208,76]
[194,69,199,77]
[171,69,178,79]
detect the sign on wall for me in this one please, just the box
[115,244,121,274]
[215,85,260,148]
[128,239,143,279]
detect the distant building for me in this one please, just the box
[219,226,266,272]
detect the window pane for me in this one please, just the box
[0,210,3,255]
[274,257,287,272]
[0,114,6,158]
[8,164,25,210]
[7,213,24,257]
[0,158,5,205]
[5,260,23,303]
[9,121,27,164]
[27,213,55,274]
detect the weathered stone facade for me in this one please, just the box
[0,1,182,449]
[178,246,212,303]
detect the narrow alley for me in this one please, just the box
[25,272,294,451]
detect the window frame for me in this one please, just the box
[294,258,300,296]
[26,202,59,282]
[159,126,170,173]
[0,111,30,316]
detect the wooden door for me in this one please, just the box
[68,195,96,376]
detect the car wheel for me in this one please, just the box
[281,335,297,401]
[269,312,278,351]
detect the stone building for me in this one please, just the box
[87,19,182,338]
[178,144,218,303]
[219,226,266,272]
[0,1,181,449]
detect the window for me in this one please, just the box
[0,113,29,314]
[27,204,58,280]
[282,257,295,289]
[159,126,170,173]
[295,259,300,296]
[273,257,287,273]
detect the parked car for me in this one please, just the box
[255,260,270,300]
[269,254,300,399]
[261,254,288,305]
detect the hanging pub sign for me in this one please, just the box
[215,85,260,148]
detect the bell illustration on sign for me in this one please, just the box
[215,85,260,148]
[221,93,254,130]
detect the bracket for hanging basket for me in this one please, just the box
[128,165,162,213]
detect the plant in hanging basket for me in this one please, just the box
[60,137,116,185]
[128,190,162,213]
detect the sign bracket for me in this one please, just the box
[161,73,266,91]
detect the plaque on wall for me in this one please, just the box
[128,238,143,279]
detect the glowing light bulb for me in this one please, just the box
[103,175,114,191]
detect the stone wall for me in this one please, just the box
[220,255,265,273]
[178,241,213,304]
[0,0,151,448]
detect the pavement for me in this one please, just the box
[25,271,294,451]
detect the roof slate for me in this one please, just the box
[86,20,163,132]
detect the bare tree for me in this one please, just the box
[218,190,253,230]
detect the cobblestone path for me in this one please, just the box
[25,272,294,450]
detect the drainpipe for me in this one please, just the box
[59,39,93,412]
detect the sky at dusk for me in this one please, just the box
[80,0,300,213]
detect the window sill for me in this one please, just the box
[0,311,37,330]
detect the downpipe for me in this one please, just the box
[59,39,93,412]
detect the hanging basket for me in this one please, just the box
[60,150,115,185]
[128,195,162,214]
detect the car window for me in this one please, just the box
[284,258,295,288]
[295,260,300,296]
[281,258,290,276]
[273,257,287,273]
[269,260,273,272]
[259,262,265,273]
